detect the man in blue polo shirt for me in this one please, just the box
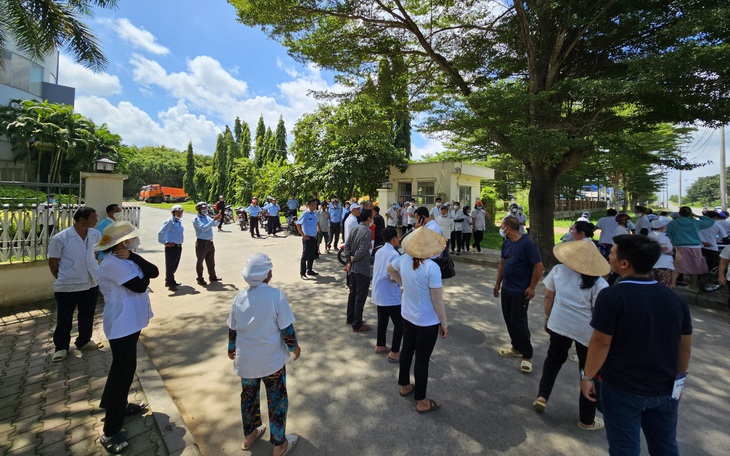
[264,197,281,237]
[581,234,692,456]
[192,202,222,286]
[296,199,320,280]
[286,195,299,218]
[245,198,262,238]
[158,205,185,290]
[328,198,344,249]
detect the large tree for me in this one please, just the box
[0,0,118,72]
[183,141,197,201]
[229,0,730,262]
[254,115,266,167]
[274,116,287,163]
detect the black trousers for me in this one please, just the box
[218,214,224,230]
[460,232,472,252]
[268,215,280,234]
[300,236,317,275]
[101,330,141,436]
[500,291,533,358]
[329,223,341,248]
[473,230,484,251]
[53,286,99,351]
[249,216,260,237]
[450,231,462,252]
[398,319,439,401]
[538,331,596,425]
[195,239,217,280]
[376,305,403,352]
[346,272,371,329]
[164,245,182,286]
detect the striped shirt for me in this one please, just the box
[344,223,372,277]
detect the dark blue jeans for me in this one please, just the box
[601,381,679,456]
[53,286,99,351]
[500,291,533,359]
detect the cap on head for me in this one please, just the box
[195,201,208,211]
[171,205,183,212]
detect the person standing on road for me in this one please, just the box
[246,198,262,238]
[450,202,463,254]
[460,206,473,254]
[533,241,609,431]
[215,195,226,232]
[227,253,300,456]
[344,209,375,332]
[158,205,185,291]
[265,197,281,237]
[387,227,448,414]
[328,198,343,249]
[648,218,675,288]
[316,203,330,254]
[95,221,157,454]
[471,202,487,253]
[286,195,299,219]
[595,209,619,259]
[95,204,123,262]
[372,227,403,363]
[581,234,692,456]
[429,197,443,219]
[296,199,320,280]
[493,216,543,373]
[193,202,222,286]
[47,207,102,363]
[373,205,386,247]
[665,206,714,293]
[343,202,361,243]
[699,210,728,281]
[385,202,399,229]
[435,205,454,258]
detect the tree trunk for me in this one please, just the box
[528,165,560,268]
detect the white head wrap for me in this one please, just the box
[242,253,273,287]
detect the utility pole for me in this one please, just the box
[678,169,682,207]
[721,125,727,212]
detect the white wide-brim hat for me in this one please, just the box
[401,227,447,259]
[94,221,146,251]
[553,240,610,277]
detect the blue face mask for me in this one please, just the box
[49,199,56,204]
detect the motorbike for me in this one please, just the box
[235,206,248,230]
[223,205,234,224]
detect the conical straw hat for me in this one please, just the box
[401,227,447,259]
[553,240,610,277]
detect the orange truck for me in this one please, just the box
[139,184,188,203]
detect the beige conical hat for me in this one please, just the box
[94,221,146,251]
[401,227,447,259]
[553,240,610,277]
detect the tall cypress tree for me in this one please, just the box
[240,122,252,159]
[275,116,287,163]
[209,130,229,201]
[263,127,275,165]
[183,141,197,201]
[254,115,266,166]
[234,116,243,148]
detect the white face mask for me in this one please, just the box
[454,205,460,210]
[441,213,448,217]
[499,228,507,237]
[436,202,442,207]
[125,237,140,251]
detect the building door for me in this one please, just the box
[458,186,472,206]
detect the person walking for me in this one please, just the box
[372,227,403,362]
[595,209,619,259]
[460,206,473,254]
[296,199,320,280]
[344,209,374,332]
[265,197,282,237]
[158,205,185,290]
[450,202,463,254]
[47,206,102,363]
[316,202,330,254]
[665,206,714,292]
[532,241,609,431]
[648,218,674,287]
[328,198,343,249]
[493,217,543,373]
[471,203,487,253]
[581,235,692,456]
[95,221,158,454]
[215,195,226,232]
[227,253,300,456]
[387,227,448,413]
[246,198,262,238]
[193,201,222,286]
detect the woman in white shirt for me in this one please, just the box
[451,202,464,254]
[460,206,473,254]
[613,213,632,237]
[95,222,159,454]
[648,218,674,287]
[387,227,448,414]
[533,240,609,431]
[227,254,300,456]
[372,227,403,362]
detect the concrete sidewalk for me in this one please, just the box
[0,299,198,456]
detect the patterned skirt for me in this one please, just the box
[674,247,708,275]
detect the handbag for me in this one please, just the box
[434,256,456,279]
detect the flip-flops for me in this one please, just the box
[241,426,266,450]
[280,434,298,455]
[416,399,441,414]
[499,347,522,357]
[399,385,414,397]
[52,350,67,363]
[100,432,128,454]
[532,398,547,412]
[520,360,533,373]
[387,356,399,364]
[125,402,147,416]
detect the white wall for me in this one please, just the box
[0,262,55,307]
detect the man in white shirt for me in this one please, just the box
[634,206,652,236]
[435,206,454,257]
[700,211,728,275]
[595,209,619,259]
[406,201,417,232]
[47,207,102,363]
[429,197,443,219]
[343,202,361,243]
[385,203,399,228]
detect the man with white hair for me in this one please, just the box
[158,205,185,291]
[343,202,361,243]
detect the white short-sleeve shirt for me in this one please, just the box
[699,222,728,251]
[98,255,154,340]
[596,216,619,244]
[372,243,401,306]
[48,226,100,292]
[227,284,296,379]
[543,264,608,347]
[649,231,674,270]
[720,246,730,280]
[391,254,442,326]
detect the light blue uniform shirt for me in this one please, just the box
[193,214,217,240]
[94,216,116,260]
[296,209,319,237]
[246,205,262,217]
[286,199,299,210]
[265,203,280,217]
[330,206,343,223]
[158,216,184,244]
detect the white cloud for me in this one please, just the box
[99,18,170,55]
[57,54,122,97]
[411,136,445,160]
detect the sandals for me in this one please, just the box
[241,425,266,450]
[399,385,414,397]
[387,356,400,364]
[100,432,128,454]
[578,417,605,431]
[499,347,522,357]
[416,399,441,414]
[125,402,147,416]
[532,398,547,412]
[375,346,389,354]
[520,360,533,373]
[52,350,67,363]
[276,434,298,456]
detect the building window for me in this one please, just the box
[417,181,435,205]
[398,182,412,201]
[459,186,472,206]
[0,51,44,96]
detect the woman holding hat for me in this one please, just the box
[532,240,609,431]
[227,253,300,455]
[648,218,674,287]
[387,227,448,414]
[95,221,158,453]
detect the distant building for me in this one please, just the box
[0,36,76,180]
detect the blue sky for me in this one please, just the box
[56,0,725,197]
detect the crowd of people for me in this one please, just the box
[43,196,710,455]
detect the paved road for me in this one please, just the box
[135,205,730,456]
